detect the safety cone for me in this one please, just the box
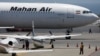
[95,46,98,51]
[89,44,91,49]
[67,43,69,47]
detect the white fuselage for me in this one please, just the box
[0,38,18,53]
[0,2,99,28]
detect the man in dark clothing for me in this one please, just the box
[80,42,84,55]
[89,28,92,33]
[25,40,29,50]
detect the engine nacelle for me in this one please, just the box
[0,37,18,47]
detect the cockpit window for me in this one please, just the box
[83,11,92,14]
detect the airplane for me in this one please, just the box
[93,19,100,25]
[0,2,99,51]
[0,2,99,39]
[0,2,99,30]
[0,37,53,56]
[0,22,54,56]
[0,21,82,49]
[0,32,82,49]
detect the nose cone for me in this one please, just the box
[92,13,99,20]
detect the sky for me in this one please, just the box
[0,0,100,14]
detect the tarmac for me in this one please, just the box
[13,47,96,56]
[0,31,100,56]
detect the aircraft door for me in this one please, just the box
[63,9,75,27]
[67,9,74,18]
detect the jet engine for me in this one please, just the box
[0,37,18,47]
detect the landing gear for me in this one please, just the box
[65,36,71,39]
[65,33,71,39]
[65,28,73,39]
[51,44,54,48]
[50,39,55,48]
[48,31,55,48]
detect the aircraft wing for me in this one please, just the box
[0,34,31,39]
[0,34,81,40]
[49,34,81,39]
[8,49,53,53]
[0,26,15,29]
[33,34,82,40]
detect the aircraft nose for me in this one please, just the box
[92,13,99,20]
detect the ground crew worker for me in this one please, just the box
[79,42,84,55]
[25,40,29,50]
[89,28,92,33]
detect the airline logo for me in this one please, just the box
[10,7,52,12]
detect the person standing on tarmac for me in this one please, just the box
[79,42,84,55]
[25,40,29,50]
[89,28,92,33]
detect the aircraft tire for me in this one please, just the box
[66,36,71,39]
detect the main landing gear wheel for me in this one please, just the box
[51,44,54,48]
[65,29,72,39]
[50,39,55,48]
[65,36,71,39]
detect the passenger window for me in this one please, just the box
[83,11,92,14]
